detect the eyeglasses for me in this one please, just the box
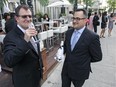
[18,15,32,19]
[72,17,85,21]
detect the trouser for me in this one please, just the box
[62,74,85,87]
[93,24,97,33]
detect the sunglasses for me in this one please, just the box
[72,17,85,21]
[18,15,32,18]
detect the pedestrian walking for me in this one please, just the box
[108,13,115,37]
[100,12,108,38]
[61,9,102,87]
[93,12,99,33]
[88,12,94,31]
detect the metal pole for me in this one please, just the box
[34,0,37,14]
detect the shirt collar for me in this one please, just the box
[74,26,85,34]
[17,24,27,33]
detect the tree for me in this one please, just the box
[107,0,116,13]
[68,0,75,4]
[68,0,94,10]
[68,0,78,11]
[38,0,49,6]
[83,0,94,9]
[20,0,49,6]
[0,0,8,10]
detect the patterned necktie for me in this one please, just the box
[71,30,79,51]
[30,37,38,53]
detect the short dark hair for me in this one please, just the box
[110,13,114,17]
[15,5,30,16]
[73,9,88,18]
[94,12,97,15]
[10,12,15,18]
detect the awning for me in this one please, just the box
[47,1,71,7]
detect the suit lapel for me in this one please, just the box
[28,41,38,54]
[67,29,74,52]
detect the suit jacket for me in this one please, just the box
[93,15,99,25]
[62,27,102,80]
[3,25,43,87]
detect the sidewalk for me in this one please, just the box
[41,25,116,87]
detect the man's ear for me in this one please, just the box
[85,18,89,23]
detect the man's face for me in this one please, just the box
[72,11,87,29]
[15,8,32,29]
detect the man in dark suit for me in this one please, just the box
[3,5,43,87]
[61,9,102,87]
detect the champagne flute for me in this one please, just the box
[28,22,40,43]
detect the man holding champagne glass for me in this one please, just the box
[3,5,43,87]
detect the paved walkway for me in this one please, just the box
[41,24,116,87]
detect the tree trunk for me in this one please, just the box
[74,0,78,11]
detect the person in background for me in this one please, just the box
[68,11,73,22]
[99,11,101,17]
[93,12,99,33]
[3,13,11,21]
[3,5,43,87]
[43,13,50,30]
[100,12,107,38]
[108,13,115,37]
[0,16,2,32]
[43,13,50,22]
[88,12,91,19]
[1,13,11,33]
[62,9,102,87]
[88,12,94,31]
[68,11,73,29]
[5,12,17,33]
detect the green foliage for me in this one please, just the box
[60,13,66,17]
[68,0,94,6]
[83,0,94,7]
[35,12,43,18]
[68,0,94,10]
[38,0,49,6]
[68,0,75,4]
[107,0,116,12]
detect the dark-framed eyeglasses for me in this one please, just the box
[18,15,32,19]
[72,17,86,21]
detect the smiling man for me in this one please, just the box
[3,5,43,87]
[61,9,102,87]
